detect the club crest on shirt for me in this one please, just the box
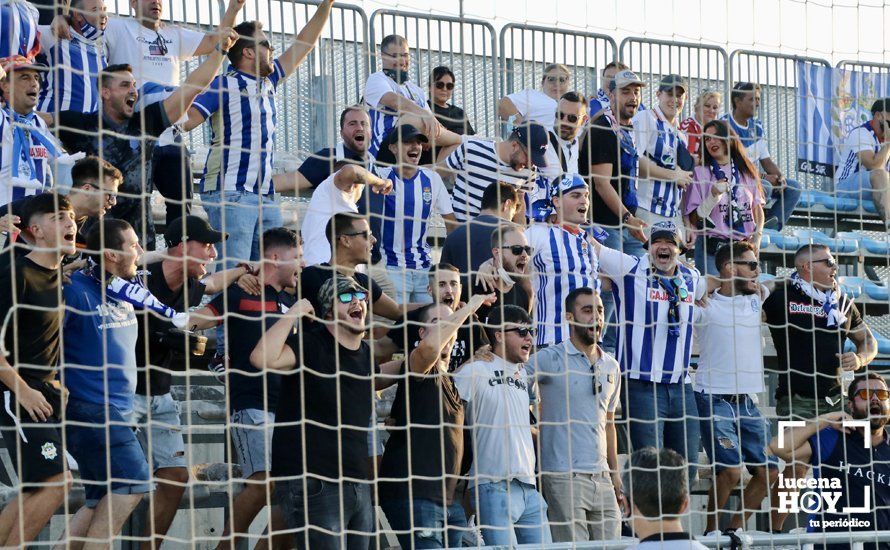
[751,297,760,313]
[41,442,57,460]
[422,186,432,204]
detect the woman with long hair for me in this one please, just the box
[684,119,765,275]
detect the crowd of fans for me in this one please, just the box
[1,0,890,548]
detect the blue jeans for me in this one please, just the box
[276,478,373,550]
[623,379,701,482]
[203,190,283,354]
[65,398,152,508]
[385,266,434,304]
[694,392,779,473]
[837,170,877,197]
[472,480,552,546]
[381,498,467,549]
[763,178,801,230]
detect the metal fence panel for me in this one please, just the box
[836,59,890,75]
[620,37,729,116]
[498,24,617,107]
[729,50,832,190]
[369,9,498,138]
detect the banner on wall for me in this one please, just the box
[796,61,890,178]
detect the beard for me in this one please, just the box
[852,403,890,431]
[733,279,757,296]
[574,325,599,347]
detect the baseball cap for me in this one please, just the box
[658,74,688,93]
[647,220,683,248]
[511,123,549,169]
[163,215,227,246]
[0,55,47,78]
[550,174,587,199]
[612,70,646,90]
[381,124,429,148]
[317,275,368,319]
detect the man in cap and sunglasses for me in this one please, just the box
[692,240,779,535]
[588,220,703,482]
[527,287,624,543]
[762,243,877,532]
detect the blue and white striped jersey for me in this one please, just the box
[633,106,688,217]
[836,122,888,183]
[526,223,600,347]
[0,107,57,205]
[0,0,40,59]
[598,246,703,384]
[721,113,770,164]
[588,89,610,120]
[362,166,453,270]
[446,136,530,222]
[193,61,284,195]
[363,71,429,158]
[37,27,106,113]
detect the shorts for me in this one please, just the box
[695,392,779,473]
[836,170,875,196]
[231,408,275,479]
[0,386,66,488]
[133,393,187,471]
[65,397,152,508]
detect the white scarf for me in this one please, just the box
[790,271,848,328]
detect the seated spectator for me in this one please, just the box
[529,287,624,543]
[623,448,708,549]
[428,65,475,136]
[835,98,890,229]
[473,223,534,323]
[300,163,390,267]
[588,61,628,119]
[363,34,460,158]
[378,293,493,549]
[62,218,151,545]
[684,119,764,276]
[454,305,552,546]
[0,0,40,59]
[679,90,722,160]
[439,181,522,292]
[769,372,890,549]
[362,125,456,304]
[721,82,801,230]
[498,62,571,129]
[36,0,107,114]
[1,56,63,206]
[694,242,778,534]
[295,106,372,192]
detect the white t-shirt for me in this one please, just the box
[104,16,204,88]
[300,171,359,267]
[693,287,769,394]
[539,129,580,181]
[835,123,888,183]
[453,356,536,487]
[505,88,557,128]
[362,71,429,157]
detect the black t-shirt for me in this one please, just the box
[56,102,172,241]
[0,256,61,386]
[272,323,374,480]
[135,261,207,397]
[297,145,367,189]
[429,102,476,136]
[379,359,464,504]
[388,309,488,372]
[763,280,864,400]
[472,280,531,326]
[578,113,623,228]
[299,264,383,316]
[207,285,292,412]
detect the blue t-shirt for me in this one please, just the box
[808,427,890,549]
[62,271,138,412]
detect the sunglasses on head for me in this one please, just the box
[502,245,533,256]
[337,291,368,304]
[854,388,890,401]
[504,327,536,338]
[558,111,580,124]
[732,260,760,271]
[435,81,454,90]
[812,258,837,269]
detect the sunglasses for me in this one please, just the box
[337,291,368,304]
[558,111,580,124]
[502,245,533,256]
[732,260,760,271]
[812,258,837,269]
[343,230,370,239]
[153,31,168,56]
[854,389,890,401]
[546,76,569,84]
[671,277,689,301]
[257,39,272,50]
[435,81,454,90]
[504,327,536,338]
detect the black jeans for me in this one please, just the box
[151,143,192,228]
[275,477,373,550]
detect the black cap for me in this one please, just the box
[163,215,227,246]
[658,74,688,93]
[381,124,429,148]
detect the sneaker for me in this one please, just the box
[208,353,226,384]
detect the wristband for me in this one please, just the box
[215,44,229,55]
[621,211,631,225]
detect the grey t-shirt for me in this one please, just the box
[527,340,621,473]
